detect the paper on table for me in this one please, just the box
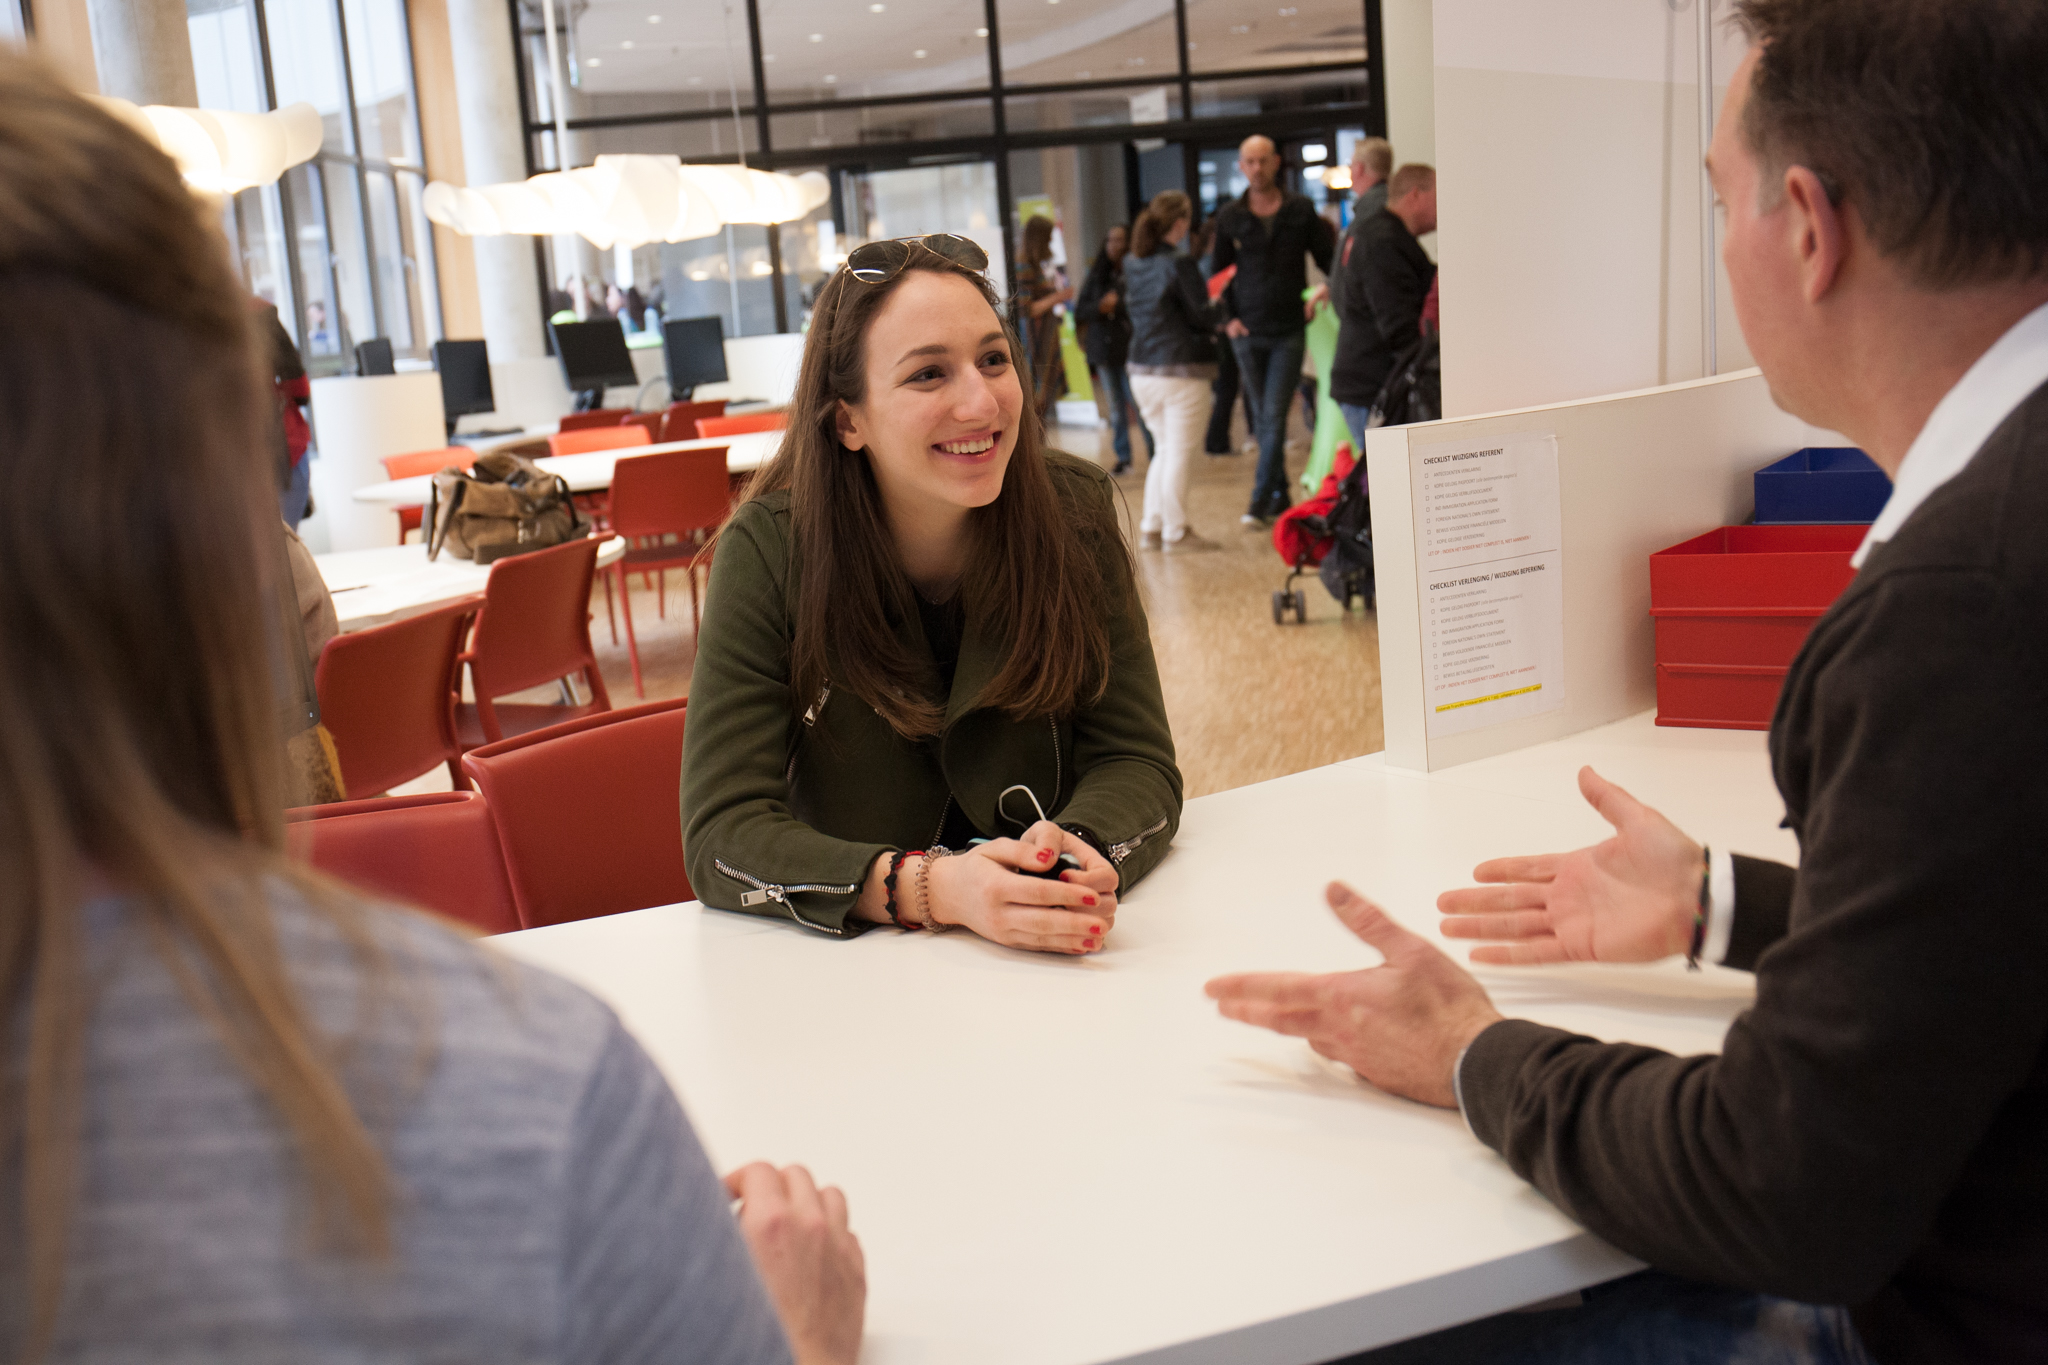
[1411,432,1566,739]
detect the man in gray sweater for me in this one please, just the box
[1208,2,2048,1361]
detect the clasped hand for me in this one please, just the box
[1206,767,1707,1107]
[927,820,1119,955]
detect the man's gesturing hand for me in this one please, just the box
[723,1162,866,1365]
[1204,882,1502,1108]
[1436,766,1703,966]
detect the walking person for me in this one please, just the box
[1122,191,1221,553]
[1014,215,1073,428]
[1330,163,1438,453]
[1075,224,1154,475]
[1211,135,1337,525]
[1193,220,1249,455]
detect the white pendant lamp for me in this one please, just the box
[95,98,323,195]
[422,155,829,249]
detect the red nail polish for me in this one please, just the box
[1039,848,1053,861]
[1084,938,1098,950]
[1091,924,1103,935]
[1083,893,1098,906]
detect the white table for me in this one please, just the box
[492,712,1796,1365]
[317,537,626,633]
[348,430,786,507]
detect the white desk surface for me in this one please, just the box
[317,536,625,633]
[349,430,785,506]
[491,711,1795,1365]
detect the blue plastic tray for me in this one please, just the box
[1753,447,1890,525]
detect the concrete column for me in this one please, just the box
[445,0,546,360]
[86,0,199,106]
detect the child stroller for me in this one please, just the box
[1268,444,1375,624]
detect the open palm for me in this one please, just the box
[1437,767,1704,965]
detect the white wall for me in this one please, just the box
[1433,0,1753,418]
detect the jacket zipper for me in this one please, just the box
[1048,717,1062,807]
[1106,815,1169,867]
[713,857,860,935]
[928,795,952,850]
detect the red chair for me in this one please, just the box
[655,399,727,444]
[316,597,479,799]
[286,792,519,935]
[455,536,613,749]
[557,407,633,432]
[695,411,787,438]
[462,698,691,929]
[381,445,477,544]
[548,425,650,458]
[604,447,729,697]
[618,411,660,443]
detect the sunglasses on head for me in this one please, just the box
[844,233,990,284]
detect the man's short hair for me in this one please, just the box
[1735,0,2048,288]
[1357,137,1393,178]
[1387,163,1435,201]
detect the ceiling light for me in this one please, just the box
[764,53,776,60]
[1302,142,1327,161]
[1278,4,1298,12]
[868,3,884,10]
[1230,23,1250,33]
[975,26,988,36]
[823,74,837,83]
[1125,56,1145,65]
[687,75,703,84]
[809,31,823,41]
[585,56,602,65]
[1075,69,1090,78]
[646,12,659,20]
[914,48,927,57]
[620,39,633,48]
[98,97,322,195]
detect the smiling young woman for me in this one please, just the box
[680,236,1183,954]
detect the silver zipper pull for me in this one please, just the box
[802,682,832,727]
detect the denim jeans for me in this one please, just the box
[279,451,313,531]
[1232,330,1307,516]
[1094,364,1154,469]
[1329,1270,1875,1365]
[1339,400,1375,460]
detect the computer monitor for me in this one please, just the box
[355,337,395,376]
[662,315,729,399]
[550,319,638,410]
[432,339,495,435]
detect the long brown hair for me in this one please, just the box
[1019,213,1056,267]
[1131,190,1191,258]
[0,53,396,1356]
[739,245,1127,739]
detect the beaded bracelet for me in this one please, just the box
[915,845,957,933]
[1685,845,1711,972]
[883,850,919,928]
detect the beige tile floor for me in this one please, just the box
[397,405,1384,801]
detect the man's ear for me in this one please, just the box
[1783,165,1847,305]
[835,398,865,452]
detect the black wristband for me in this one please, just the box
[1059,823,1111,863]
[1686,845,1710,971]
[883,851,912,928]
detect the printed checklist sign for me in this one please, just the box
[1411,433,1566,739]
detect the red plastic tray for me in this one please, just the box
[1650,525,1861,729]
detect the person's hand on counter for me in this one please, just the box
[1436,766,1704,965]
[1205,883,1502,1108]
[723,1162,866,1365]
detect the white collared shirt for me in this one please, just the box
[1701,299,2048,959]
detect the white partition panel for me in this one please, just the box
[1367,368,1848,771]
[305,373,448,553]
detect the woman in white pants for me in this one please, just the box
[1120,191,1221,552]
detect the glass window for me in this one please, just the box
[186,0,269,112]
[769,98,993,152]
[995,0,1178,88]
[341,0,422,166]
[363,169,417,351]
[1190,68,1367,119]
[224,184,297,317]
[546,112,759,168]
[265,0,354,153]
[1183,0,1367,74]
[322,161,377,346]
[1001,83,1180,133]
[284,164,345,369]
[754,0,989,103]
[397,171,445,341]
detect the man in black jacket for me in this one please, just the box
[1210,135,1336,524]
[1330,163,1436,454]
[1208,2,2048,1361]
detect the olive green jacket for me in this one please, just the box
[679,453,1182,936]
